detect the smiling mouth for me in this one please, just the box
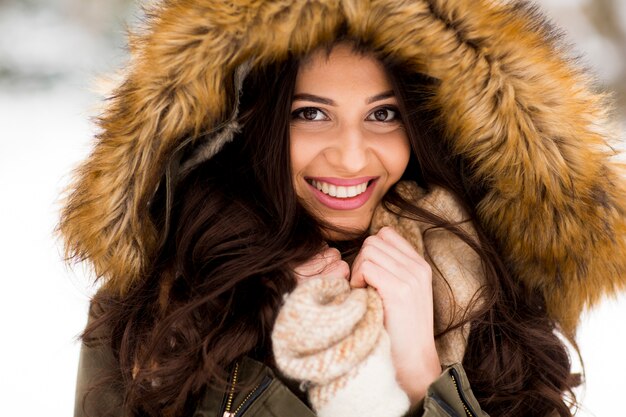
[305,178,375,199]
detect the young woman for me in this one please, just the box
[60,1,626,417]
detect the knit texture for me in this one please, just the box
[272,274,410,417]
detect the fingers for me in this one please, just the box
[295,226,425,288]
[376,226,423,261]
[353,236,410,275]
[320,246,341,265]
[324,257,350,280]
[350,226,430,289]
[351,242,404,288]
[352,259,388,291]
[293,246,349,282]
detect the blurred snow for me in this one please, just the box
[0,8,100,86]
[619,1,626,25]
[541,0,626,85]
[0,1,131,91]
[0,1,624,416]
[0,2,132,417]
[0,87,97,417]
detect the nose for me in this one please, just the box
[325,124,370,174]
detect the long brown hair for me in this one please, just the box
[82,43,579,417]
[384,59,580,416]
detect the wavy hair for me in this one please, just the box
[81,43,579,417]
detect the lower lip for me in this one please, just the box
[306,179,378,210]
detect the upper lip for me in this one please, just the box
[305,176,378,186]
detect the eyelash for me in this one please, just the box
[290,106,401,123]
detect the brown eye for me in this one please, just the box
[375,109,388,121]
[303,109,320,120]
[367,107,399,122]
[291,107,327,121]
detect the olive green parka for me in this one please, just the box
[76,320,486,417]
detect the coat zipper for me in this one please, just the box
[449,367,478,417]
[222,362,240,417]
[221,361,273,417]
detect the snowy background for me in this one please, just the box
[0,0,625,416]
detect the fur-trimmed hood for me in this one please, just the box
[59,0,626,335]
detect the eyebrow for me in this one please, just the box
[366,91,395,104]
[292,90,395,106]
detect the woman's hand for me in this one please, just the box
[350,226,441,405]
[292,245,350,283]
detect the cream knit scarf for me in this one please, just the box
[272,181,485,417]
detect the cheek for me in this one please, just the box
[289,136,305,176]
[289,135,315,201]
[289,132,326,176]
[382,134,411,180]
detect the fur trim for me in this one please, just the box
[59,0,626,334]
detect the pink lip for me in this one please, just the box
[306,178,379,210]
[306,176,378,186]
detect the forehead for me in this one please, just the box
[295,44,392,94]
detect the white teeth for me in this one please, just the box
[310,179,370,199]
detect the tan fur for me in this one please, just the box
[59,0,626,335]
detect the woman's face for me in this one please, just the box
[290,44,411,239]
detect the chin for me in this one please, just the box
[321,220,369,241]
